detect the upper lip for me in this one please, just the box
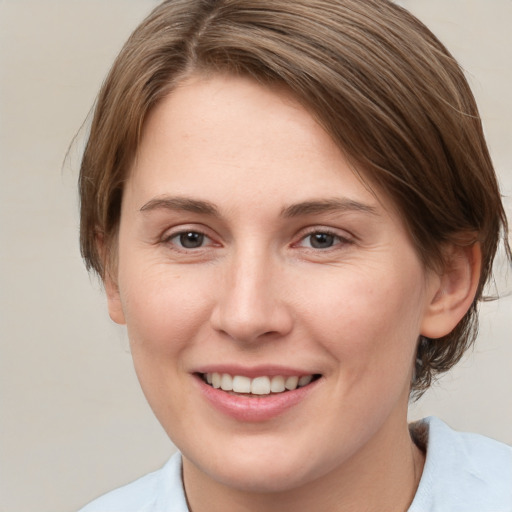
[193,365,319,378]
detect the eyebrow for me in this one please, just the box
[281,198,379,217]
[139,196,379,218]
[140,197,219,216]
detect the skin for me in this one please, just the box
[105,73,479,511]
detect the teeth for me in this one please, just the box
[204,372,315,395]
[232,375,251,393]
[251,376,270,395]
[220,373,233,391]
[298,375,313,387]
[285,376,299,390]
[212,372,221,389]
[270,375,285,393]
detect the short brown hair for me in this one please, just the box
[79,0,510,397]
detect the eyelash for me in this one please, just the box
[293,228,353,251]
[161,226,353,253]
[163,229,217,251]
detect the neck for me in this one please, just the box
[182,411,425,512]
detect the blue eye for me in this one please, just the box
[172,231,206,249]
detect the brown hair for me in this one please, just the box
[79,0,510,397]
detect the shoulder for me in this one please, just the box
[77,452,189,512]
[409,416,512,512]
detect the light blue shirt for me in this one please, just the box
[78,417,512,511]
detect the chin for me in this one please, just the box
[182,434,339,495]
[203,459,320,494]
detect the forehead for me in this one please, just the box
[137,74,341,169]
[129,73,390,210]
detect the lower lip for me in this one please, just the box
[194,375,320,422]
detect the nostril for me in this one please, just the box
[210,306,294,344]
[209,269,294,343]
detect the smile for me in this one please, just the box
[201,373,318,396]
[196,370,322,421]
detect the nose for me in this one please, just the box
[210,248,293,344]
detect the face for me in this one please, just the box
[107,74,440,494]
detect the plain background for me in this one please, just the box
[0,1,510,511]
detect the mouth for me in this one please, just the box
[198,372,321,397]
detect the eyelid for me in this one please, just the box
[292,226,355,249]
[161,224,221,249]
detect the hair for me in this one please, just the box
[79,0,510,397]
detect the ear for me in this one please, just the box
[96,232,126,325]
[421,242,481,339]
[104,272,126,325]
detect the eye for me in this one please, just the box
[297,230,351,250]
[168,231,209,249]
[307,232,336,249]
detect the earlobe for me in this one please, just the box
[421,242,481,339]
[104,272,126,325]
[96,231,126,325]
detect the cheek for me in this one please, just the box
[117,265,215,427]
[119,263,213,356]
[302,261,426,381]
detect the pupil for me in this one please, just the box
[180,232,204,248]
[310,233,334,248]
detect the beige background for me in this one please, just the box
[0,1,510,511]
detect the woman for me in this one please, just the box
[78,0,511,510]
